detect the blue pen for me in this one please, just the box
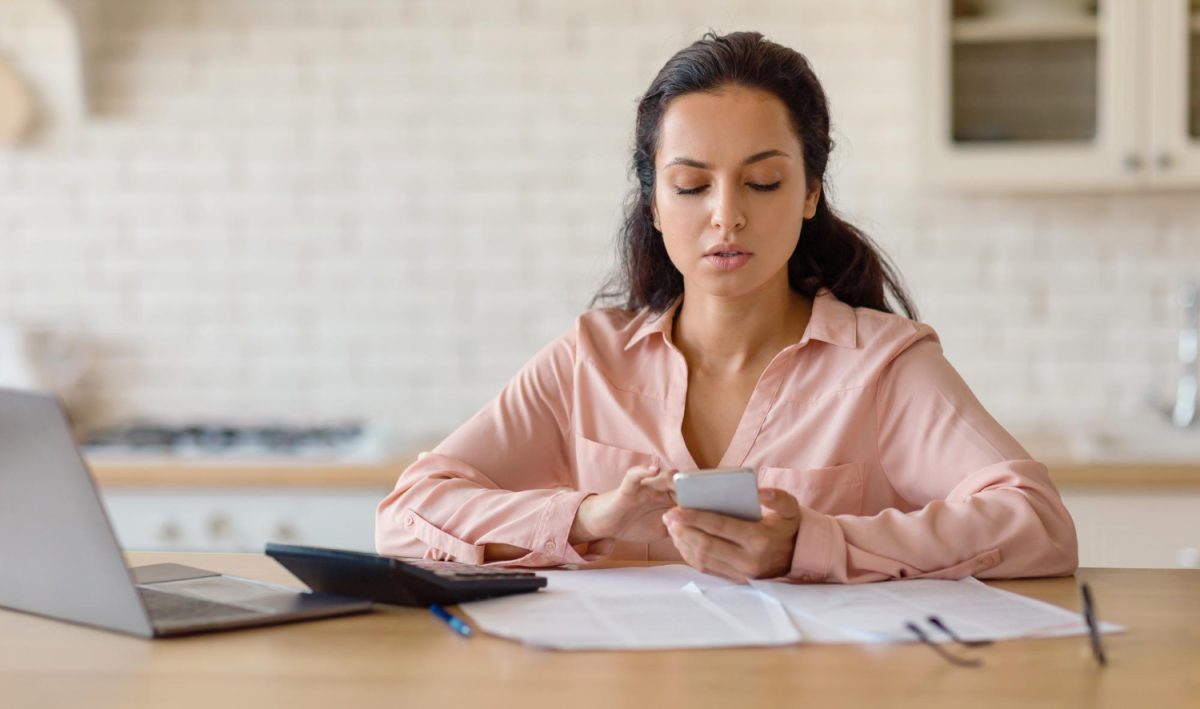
[430,604,473,638]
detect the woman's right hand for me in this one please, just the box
[569,465,677,544]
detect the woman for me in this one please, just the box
[376,31,1078,583]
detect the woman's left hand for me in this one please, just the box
[663,488,801,582]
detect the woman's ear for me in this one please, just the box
[650,198,661,231]
[803,182,821,220]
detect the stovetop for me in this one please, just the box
[83,422,393,461]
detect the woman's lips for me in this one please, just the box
[704,252,752,271]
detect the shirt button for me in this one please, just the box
[404,514,415,527]
[544,540,556,552]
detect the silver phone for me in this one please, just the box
[672,468,762,522]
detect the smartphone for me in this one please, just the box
[672,468,762,522]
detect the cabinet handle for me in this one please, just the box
[207,513,232,539]
[1156,152,1173,170]
[157,521,184,544]
[274,521,300,542]
[1123,153,1143,172]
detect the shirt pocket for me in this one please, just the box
[572,434,660,495]
[759,462,866,516]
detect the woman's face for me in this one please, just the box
[652,84,820,301]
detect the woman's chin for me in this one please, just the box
[688,277,768,301]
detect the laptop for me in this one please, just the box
[0,387,373,638]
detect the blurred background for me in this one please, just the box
[0,0,1197,567]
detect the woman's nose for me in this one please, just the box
[710,185,746,232]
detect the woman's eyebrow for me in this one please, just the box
[663,149,790,170]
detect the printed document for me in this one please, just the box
[458,565,1123,651]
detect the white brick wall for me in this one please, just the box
[0,0,1196,439]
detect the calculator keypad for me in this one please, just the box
[406,559,538,579]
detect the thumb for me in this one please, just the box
[759,488,800,519]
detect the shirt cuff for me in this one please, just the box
[787,503,839,582]
[530,489,609,565]
[404,490,615,567]
[404,510,487,565]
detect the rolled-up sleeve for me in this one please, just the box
[375,327,609,566]
[787,330,1079,584]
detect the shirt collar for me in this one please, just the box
[622,288,858,351]
[799,288,858,349]
[623,295,684,351]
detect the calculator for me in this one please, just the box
[264,543,547,607]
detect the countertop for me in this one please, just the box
[3,555,1197,709]
[85,455,1200,489]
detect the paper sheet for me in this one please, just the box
[460,584,797,650]
[751,576,1125,644]
[535,565,739,595]
[459,565,1123,651]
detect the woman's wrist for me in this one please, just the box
[569,493,606,544]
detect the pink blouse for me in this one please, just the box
[376,288,1078,583]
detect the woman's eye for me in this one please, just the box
[673,182,781,196]
[749,181,782,192]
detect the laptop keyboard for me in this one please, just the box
[139,586,260,622]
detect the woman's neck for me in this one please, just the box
[671,278,811,377]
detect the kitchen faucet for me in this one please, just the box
[1173,281,1199,428]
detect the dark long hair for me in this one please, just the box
[593,30,917,321]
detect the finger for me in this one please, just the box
[668,523,752,583]
[668,521,745,568]
[688,554,751,584]
[639,468,675,492]
[759,488,801,519]
[619,465,659,493]
[627,464,658,478]
[665,507,758,547]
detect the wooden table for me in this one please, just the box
[1,554,1197,709]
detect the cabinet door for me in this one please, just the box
[921,0,1142,191]
[1061,487,1200,568]
[100,489,385,552]
[1148,0,1200,185]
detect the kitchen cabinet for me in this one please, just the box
[90,459,406,553]
[920,0,1200,190]
[100,488,386,553]
[1059,486,1200,568]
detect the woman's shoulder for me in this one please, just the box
[575,304,642,331]
[846,308,966,402]
[851,303,938,350]
[519,307,648,379]
[571,305,655,359]
[813,292,943,380]
[797,300,945,394]
[812,289,935,352]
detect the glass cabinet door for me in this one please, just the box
[923,0,1140,190]
[1148,0,1200,184]
[1190,2,1199,140]
[925,0,1200,189]
[950,0,1101,145]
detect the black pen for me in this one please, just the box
[430,604,473,638]
[1080,582,1106,665]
